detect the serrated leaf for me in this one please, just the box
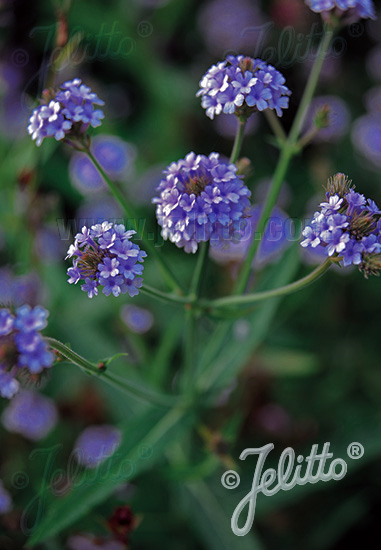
[26,406,193,548]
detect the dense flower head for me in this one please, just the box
[73,425,122,469]
[197,55,291,120]
[2,390,58,440]
[66,222,146,298]
[28,78,104,146]
[301,173,381,277]
[0,305,54,400]
[153,152,251,253]
[305,0,376,20]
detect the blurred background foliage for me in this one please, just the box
[0,0,381,548]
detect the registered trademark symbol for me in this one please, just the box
[348,22,364,38]
[138,21,153,38]
[347,442,365,460]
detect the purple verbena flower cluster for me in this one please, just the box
[28,79,104,146]
[305,0,376,20]
[301,173,381,277]
[66,222,146,298]
[197,55,291,120]
[0,305,54,399]
[153,152,251,253]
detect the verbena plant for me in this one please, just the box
[0,1,379,548]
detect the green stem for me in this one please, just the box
[140,284,191,305]
[234,27,333,295]
[181,242,210,391]
[85,148,184,293]
[230,118,247,163]
[201,258,333,311]
[45,337,179,408]
[190,241,210,299]
[264,109,287,144]
[182,308,196,393]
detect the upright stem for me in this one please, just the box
[190,241,210,299]
[230,118,247,163]
[85,148,184,293]
[181,117,247,392]
[181,241,210,392]
[264,110,287,144]
[234,27,333,295]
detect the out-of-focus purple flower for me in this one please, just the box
[66,222,146,298]
[367,11,381,42]
[303,95,350,142]
[197,0,266,56]
[198,56,291,120]
[35,226,66,261]
[67,534,125,550]
[0,269,42,307]
[0,480,12,515]
[2,391,58,440]
[131,165,166,206]
[366,46,381,81]
[69,135,136,194]
[300,173,381,277]
[121,305,154,334]
[73,425,122,469]
[364,86,381,113]
[351,114,381,168]
[213,111,259,138]
[77,196,123,225]
[12,273,42,307]
[305,0,376,20]
[253,178,292,209]
[0,305,54,399]
[28,79,104,147]
[153,152,251,253]
[210,205,292,267]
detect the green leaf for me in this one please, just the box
[26,406,194,548]
[180,478,265,550]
